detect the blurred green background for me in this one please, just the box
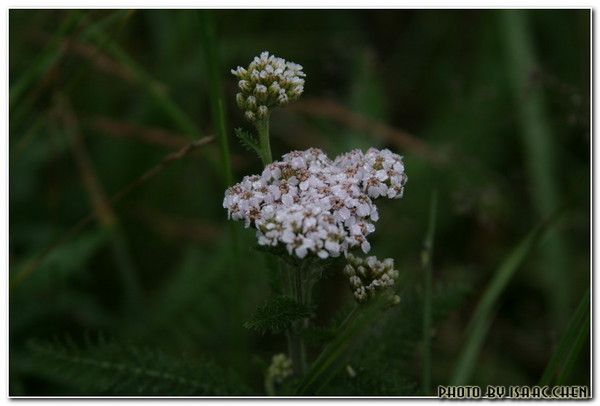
[9,9,590,396]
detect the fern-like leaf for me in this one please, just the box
[24,338,250,396]
[235,128,261,158]
[244,296,314,334]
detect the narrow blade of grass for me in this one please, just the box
[451,216,559,385]
[295,296,389,396]
[499,9,570,328]
[198,10,233,187]
[539,289,590,385]
[421,190,438,395]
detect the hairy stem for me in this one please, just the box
[283,260,311,377]
[256,117,273,165]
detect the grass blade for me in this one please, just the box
[451,216,558,385]
[198,10,233,187]
[421,190,438,394]
[499,9,570,327]
[539,290,590,385]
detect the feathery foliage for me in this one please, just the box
[245,295,315,334]
[235,127,262,158]
[24,337,250,396]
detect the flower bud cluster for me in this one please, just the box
[232,51,305,122]
[223,148,407,259]
[266,353,293,384]
[343,253,399,303]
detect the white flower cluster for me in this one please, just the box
[266,353,293,384]
[231,51,305,122]
[223,148,407,259]
[343,253,399,303]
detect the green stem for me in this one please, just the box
[421,190,437,395]
[283,260,310,377]
[256,117,272,165]
[264,375,275,396]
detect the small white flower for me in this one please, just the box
[257,105,269,119]
[245,111,255,121]
[255,84,268,95]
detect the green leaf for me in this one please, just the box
[244,295,314,334]
[451,217,559,385]
[539,290,590,385]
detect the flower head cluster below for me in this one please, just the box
[344,253,399,303]
[223,148,407,259]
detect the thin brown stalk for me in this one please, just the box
[28,30,137,84]
[10,134,214,289]
[65,38,136,83]
[57,95,117,227]
[108,136,214,204]
[88,116,189,149]
[131,205,221,243]
[10,112,48,164]
[289,98,443,164]
[56,94,142,308]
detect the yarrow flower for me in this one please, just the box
[343,253,399,303]
[266,353,293,384]
[223,147,407,259]
[232,51,305,122]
